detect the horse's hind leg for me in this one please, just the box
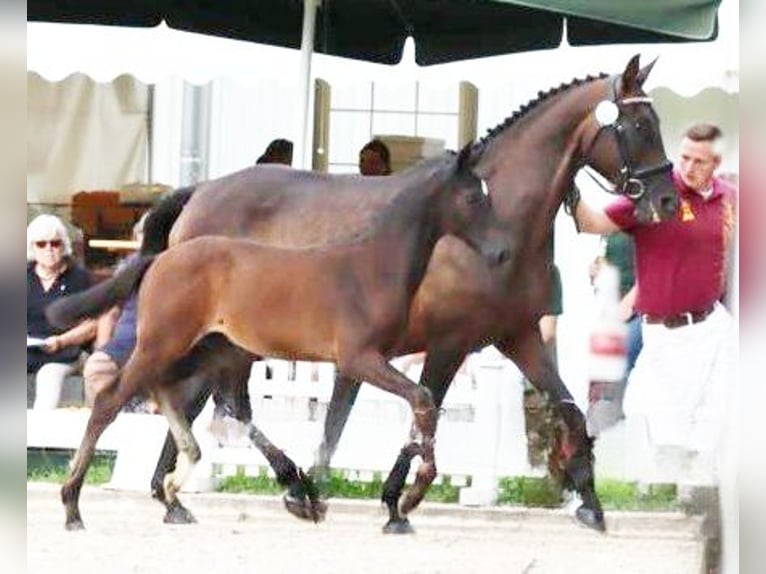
[243,422,327,523]
[495,333,605,532]
[282,373,361,522]
[380,347,467,534]
[150,374,211,511]
[151,335,252,513]
[61,373,134,529]
[155,387,203,524]
[340,352,439,535]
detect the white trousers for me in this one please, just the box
[623,302,735,483]
[32,362,78,410]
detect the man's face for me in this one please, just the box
[678,137,721,192]
[359,150,387,176]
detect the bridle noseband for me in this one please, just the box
[582,76,673,201]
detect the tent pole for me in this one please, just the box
[299,0,318,170]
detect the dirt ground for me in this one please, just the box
[27,483,705,574]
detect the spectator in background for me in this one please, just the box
[256,138,294,166]
[83,213,157,413]
[359,139,392,176]
[27,214,96,409]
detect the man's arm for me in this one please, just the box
[575,200,621,235]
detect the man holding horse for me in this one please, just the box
[574,122,737,489]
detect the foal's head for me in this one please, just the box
[434,145,509,266]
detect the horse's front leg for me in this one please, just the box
[379,347,467,534]
[308,373,360,488]
[340,352,439,535]
[494,332,605,532]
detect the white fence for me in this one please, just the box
[186,348,532,505]
[26,348,675,504]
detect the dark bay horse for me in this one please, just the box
[59,147,510,530]
[50,55,677,534]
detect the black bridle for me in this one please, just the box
[583,76,673,201]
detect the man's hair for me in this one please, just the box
[683,123,723,143]
[360,139,391,167]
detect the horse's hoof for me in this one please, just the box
[65,519,85,531]
[575,505,606,532]
[163,506,197,524]
[382,518,415,535]
[283,494,327,523]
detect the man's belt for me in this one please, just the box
[643,305,715,329]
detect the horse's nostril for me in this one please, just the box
[660,194,678,214]
[493,248,511,266]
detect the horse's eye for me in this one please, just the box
[466,190,484,205]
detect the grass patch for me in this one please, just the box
[497,476,564,507]
[218,470,677,511]
[27,448,115,485]
[216,468,460,503]
[496,476,679,511]
[27,451,678,512]
[596,479,678,511]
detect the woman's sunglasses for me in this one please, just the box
[34,239,63,249]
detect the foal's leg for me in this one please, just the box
[494,332,605,532]
[60,368,137,529]
[340,352,439,534]
[379,346,467,533]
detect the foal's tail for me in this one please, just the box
[46,254,157,329]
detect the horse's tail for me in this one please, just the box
[45,254,157,329]
[140,186,196,255]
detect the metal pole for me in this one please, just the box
[298,0,319,169]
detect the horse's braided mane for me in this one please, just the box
[477,72,611,149]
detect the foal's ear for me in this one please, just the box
[456,142,478,173]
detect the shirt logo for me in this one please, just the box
[680,199,695,222]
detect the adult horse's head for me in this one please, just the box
[580,54,678,222]
[435,145,510,267]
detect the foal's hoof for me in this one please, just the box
[382,518,415,535]
[283,493,327,523]
[575,505,606,532]
[65,519,85,531]
[163,505,197,524]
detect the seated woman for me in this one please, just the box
[27,214,97,409]
[83,213,158,413]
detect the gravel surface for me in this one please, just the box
[27,483,705,574]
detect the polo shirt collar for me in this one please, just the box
[673,170,722,202]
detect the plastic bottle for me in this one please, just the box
[586,262,628,436]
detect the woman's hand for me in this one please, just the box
[42,335,63,354]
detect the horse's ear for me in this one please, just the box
[456,142,478,173]
[636,56,658,87]
[620,54,642,92]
